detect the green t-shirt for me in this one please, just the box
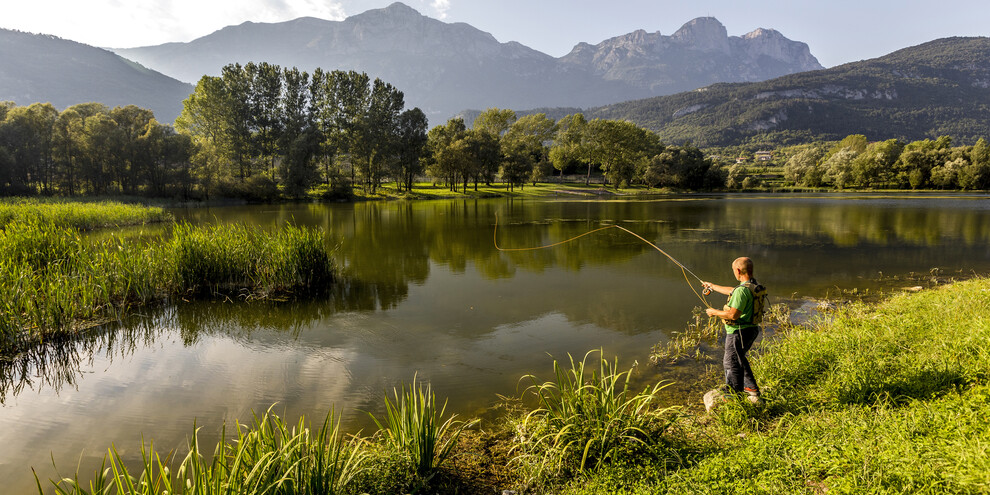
[724,282,757,334]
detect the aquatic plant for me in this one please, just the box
[511,350,680,483]
[0,215,335,353]
[0,197,169,230]
[370,375,478,479]
[169,222,335,297]
[40,407,367,495]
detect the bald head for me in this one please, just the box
[733,257,754,277]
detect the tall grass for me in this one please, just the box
[0,220,336,353]
[40,407,367,495]
[370,375,478,479]
[512,350,680,484]
[170,222,335,297]
[0,198,170,230]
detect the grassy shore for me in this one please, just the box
[38,278,990,494]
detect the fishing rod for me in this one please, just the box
[493,213,711,308]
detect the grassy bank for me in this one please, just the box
[0,200,335,353]
[569,277,990,494]
[37,278,990,494]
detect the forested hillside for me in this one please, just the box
[0,29,193,123]
[587,37,990,146]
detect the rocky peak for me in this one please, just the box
[671,17,729,53]
[736,27,823,71]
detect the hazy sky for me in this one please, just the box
[6,0,989,67]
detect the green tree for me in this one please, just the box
[549,113,590,182]
[473,108,516,137]
[851,139,903,188]
[395,108,429,192]
[783,147,824,186]
[586,119,660,187]
[504,114,556,186]
[960,138,990,190]
[822,148,858,189]
[425,118,467,190]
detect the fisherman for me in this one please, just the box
[701,257,763,404]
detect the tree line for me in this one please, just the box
[427,109,721,192]
[774,134,990,190]
[0,101,193,197]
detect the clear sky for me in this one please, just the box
[5,0,989,67]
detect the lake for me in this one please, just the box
[5,193,990,492]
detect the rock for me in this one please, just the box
[704,388,728,412]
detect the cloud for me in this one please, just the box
[431,0,451,19]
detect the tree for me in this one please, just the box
[395,108,428,192]
[357,79,404,193]
[822,148,858,189]
[851,139,903,188]
[473,108,516,137]
[783,147,823,186]
[586,119,660,187]
[499,140,533,191]
[425,118,466,190]
[549,113,590,182]
[503,114,556,186]
[960,138,990,190]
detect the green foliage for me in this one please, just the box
[169,222,335,297]
[41,407,367,495]
[0,201,335,353]
[369,375,478,478]
[512,350,680,484]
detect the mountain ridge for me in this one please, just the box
[581,36,990,146]
[111,2,821,119]
[0,29,193,122]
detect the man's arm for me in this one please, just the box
[701,281,734,296]
[706,305,742,321]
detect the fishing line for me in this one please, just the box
[493,213,711,308]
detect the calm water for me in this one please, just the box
[5,194,990,492]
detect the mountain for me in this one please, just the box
[586,37,990,146]
[560,17,822,96]
[0,29,193,123]
[112,2,821,120]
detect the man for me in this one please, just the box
[701,257,762,404]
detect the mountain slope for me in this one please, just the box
[588,37,990,146]
[0,29,193,123]
[112,2,820,120]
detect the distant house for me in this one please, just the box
[755,151,774,161]
[736,156,748,164]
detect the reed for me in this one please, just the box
[511,350,680,484]
[0,219,335,353]
[370,375,478,479]
[169,222,335,297]
[39,407,367,495]
[0,198,170,230]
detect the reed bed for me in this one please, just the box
[0,219,335,353]
[0,198,170,230]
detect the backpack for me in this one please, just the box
[728,280,768,326]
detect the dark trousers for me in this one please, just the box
[724,326,760,394]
